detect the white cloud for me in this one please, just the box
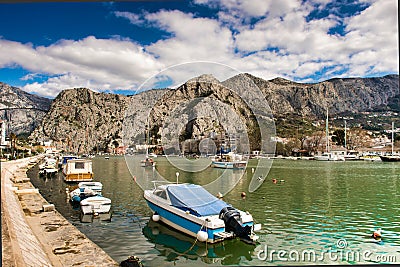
[145,10,235,62]
[114,11,145,25]
[0,36,164,97]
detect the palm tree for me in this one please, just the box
[10,133,17,159]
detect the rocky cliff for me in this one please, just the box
[26,73,399,154]
[247,74,399,118]
[0,82,52,135]
[29,88,130,154]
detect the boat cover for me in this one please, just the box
[167,184,229,217]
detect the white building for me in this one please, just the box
[0,120,9,146]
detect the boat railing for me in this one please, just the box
[151,180,179,190]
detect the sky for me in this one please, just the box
[0,0,398,98]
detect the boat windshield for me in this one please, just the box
[167,184,229,216]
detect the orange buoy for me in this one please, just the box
[372,228,382,239]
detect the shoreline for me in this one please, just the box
[1,156,119,266]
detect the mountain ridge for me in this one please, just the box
[1,73,398,153]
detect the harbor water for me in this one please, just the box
[28,156,400,266]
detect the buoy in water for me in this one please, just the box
[372,228,382,239]
[272,178,277,184]
[197,231,208,242]
[152,214,160,222]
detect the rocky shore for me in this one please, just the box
[1,157,119,266]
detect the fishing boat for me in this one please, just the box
[69,181,103,203]
[63,159,94,182]
[58,155,78,169]
[211,152,247,169]
[144,182,261,244]
[380,122,400,162]
[80,195,112,215]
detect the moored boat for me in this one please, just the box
[144,182,261,244]
[69,181,103,203]
[211,153,247,169]
[379,155,400,162]
[63,159,94,182]
[80,195,112,215]
[141,157,156,167]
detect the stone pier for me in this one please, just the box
[1,157,119,266]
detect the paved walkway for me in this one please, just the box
[1,157,119,267]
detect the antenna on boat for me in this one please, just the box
[176,172,179,184]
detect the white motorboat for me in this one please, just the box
[211,152,247,169]
[69,182,103,203]
[80,195,112,215]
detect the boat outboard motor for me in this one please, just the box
[219,207,253,243]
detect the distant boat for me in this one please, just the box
[211,152,247,169]
[144,182,261,244]
[360,154,382,162]
[380,155,400,162]
[314,109,345,161]
[314,152,345,161]
[141,157,156,167]
[63,159,94,182]
[380,122,399,162]
[39,157,58,175]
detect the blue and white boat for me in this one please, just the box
[69,181,103,203]
[211,152,247,169]
[144,183,261,244]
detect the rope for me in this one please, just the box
[174,219,207,261]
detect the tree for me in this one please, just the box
[332,129,345,146]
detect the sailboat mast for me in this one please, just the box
[344,120,347,150]
[326,108,329,153]
[392,121,394,155]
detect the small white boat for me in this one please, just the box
[314,152,345,161]
[69,182,103,203]
[39,157,59,175]
[69,187,97,203]
[80,195,112,215]
[211,153,247,169]
[144,183,261,244]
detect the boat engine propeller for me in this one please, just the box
[219,207,254,244]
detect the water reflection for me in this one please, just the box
[143,220,257,265]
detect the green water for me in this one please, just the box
[29,156,400,265]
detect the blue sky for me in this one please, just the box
[0,0,398,97]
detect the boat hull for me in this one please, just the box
[211,161,247,169]
[80,196,111,215]
[380,156,400,162]
[146,200,234,243]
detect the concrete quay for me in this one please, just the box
[1,157,119,267]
